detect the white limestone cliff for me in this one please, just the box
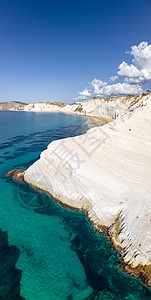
[23,94,145,120]
[24,93,151,285]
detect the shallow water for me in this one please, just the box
[0,111,150,300]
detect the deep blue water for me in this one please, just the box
[0,111,150,300]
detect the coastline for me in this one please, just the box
[24,93,151,287]
[0,108,112,131]
[1,93,147,120]
[24,165,151,289]
[23,176,151,288]
[0,107,112,122]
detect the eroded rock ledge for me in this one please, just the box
[24,94,151,286]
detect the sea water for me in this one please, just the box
[0,111,150,300]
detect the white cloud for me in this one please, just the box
[131,41,151,81]
[118,61,142,77]
[95,82,143,97]
[90,78,142,97]
[124,76,146,85]
[118,42,151,83]
[79,88,91,97]
[91,78,107,94]
[75,88,92,100]
[110,75,118,83]
[74,41,151,99]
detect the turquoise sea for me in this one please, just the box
[0,111,150,300]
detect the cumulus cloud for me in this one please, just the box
[74,41,151,99]
[91,79,107,94]
[110,75,118,83]
[94,82,143,97]
[124,76,146,85]
[118,42,151,84]
[74,88,92,100]
[131,42,151,81]
[118,61,142,77]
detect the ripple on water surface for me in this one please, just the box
[0,111,150,300]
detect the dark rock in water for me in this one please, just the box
[0,229,25,300]
[2,169,25,182]
[70,235,82,251]
[85,289,123,300]
[0,231,8,251]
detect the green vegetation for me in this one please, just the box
[146,90,151,93]
[52,102,65,107]
[43,101,65,107]
[127,94,135,97]
[74,104,83,113]
[15,101,28,105]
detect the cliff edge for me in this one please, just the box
[24,93,151,286]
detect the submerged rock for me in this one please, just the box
[0,230,25,300]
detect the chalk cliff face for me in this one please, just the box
[23,94,146,120]
[0,94,147,121]
[24,93,151,285]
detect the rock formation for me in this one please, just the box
[0,230,25,299]
[24,93,151,286]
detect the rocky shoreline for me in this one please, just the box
[23,93,151,287]
[0,93,148,120]
[2,93,151,290]
[3,168,151,298]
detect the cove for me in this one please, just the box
[0,111,150,300]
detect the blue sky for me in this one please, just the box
[0,0,151,103]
